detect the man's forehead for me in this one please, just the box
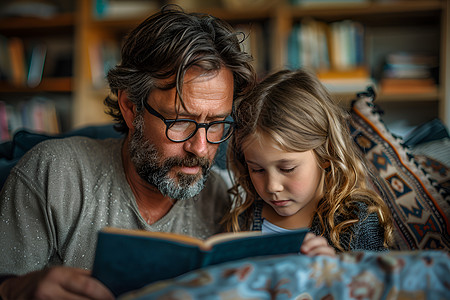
[154,67,219,88]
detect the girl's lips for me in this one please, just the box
[270,200,291,207]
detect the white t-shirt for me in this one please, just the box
[261,218,295,234]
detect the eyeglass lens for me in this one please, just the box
[167,120,233,143]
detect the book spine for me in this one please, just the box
[0,101,10,141]
[27,44,47,88]
[8,38,27,86]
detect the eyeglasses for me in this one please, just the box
[143,100,235,144]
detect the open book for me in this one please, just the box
[92,227,308,296]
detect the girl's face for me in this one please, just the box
[243,133,325,220]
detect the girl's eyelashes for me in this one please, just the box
[248,166,297,173]
[280,167,296,173]
[249,168,264,173]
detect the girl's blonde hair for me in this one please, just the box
[224,69,393,251]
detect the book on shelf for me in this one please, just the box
[93,0,158,20]
[8,37,27,86]
[287,23,302,69]
[0,98,61,141]
[328,20,364,71]
[317,67,374,93]
[29,99,60,135]
[379,78,437,95]
[0,101,10,141]
[0,35,12,81]
[379,52,438,94]
[285,18,364,74]
[92,227,308,296]
[0,37,50,88]
[27,44,47,88]
[89,40,120,89]
[287,19,331,70]
[381,52,438,79]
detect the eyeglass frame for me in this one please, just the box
[142,100,235,144]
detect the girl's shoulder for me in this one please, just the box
[346,194,380,213]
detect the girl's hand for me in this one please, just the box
[300,232,336,257]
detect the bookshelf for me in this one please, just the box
[0,0,448,141]
[0,4,75,140]
[275,0,448,135]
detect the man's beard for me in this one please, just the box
[129,114,212,200]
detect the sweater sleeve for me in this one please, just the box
[350,207,388,252]
[0,148,56,275]
[309,201,388,252]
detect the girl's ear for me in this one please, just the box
[118,90,136,131]
[322,160,331,170]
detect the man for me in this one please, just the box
[0,6,255,299]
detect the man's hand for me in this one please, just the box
[0,266,114,300]
[300,232,336,257]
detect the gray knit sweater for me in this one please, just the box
[0,136,231,275]
[251,199,388,252]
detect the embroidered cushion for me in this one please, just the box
[349,89,450,250]
[413,153,450,196]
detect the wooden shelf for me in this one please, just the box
[0,77,72,93]
[0,0,447,133]
[90,17,145,30]
[377,91,441,103]
[195,8,273,21]
[287,0,443,17]
[333,91,440,112]
[285,1,443,27]
[0,13,75,35]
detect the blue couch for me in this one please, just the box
[0,124,123,189]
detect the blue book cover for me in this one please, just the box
[286,23,301,69]
[92,227,308,297]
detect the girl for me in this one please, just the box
[224,69,393,254]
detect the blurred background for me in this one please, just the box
[0,0,448,142]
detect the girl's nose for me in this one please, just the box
[266,174,283,196]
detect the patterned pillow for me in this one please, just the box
[349,89,450,250]
[413,153,450,197]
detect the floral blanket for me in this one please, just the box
[119,250,450,300]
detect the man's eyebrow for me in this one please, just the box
[212,112,232,119]
[166,109,231,120]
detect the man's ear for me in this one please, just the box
[118,90,136,131]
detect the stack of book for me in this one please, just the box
[89,39,120,89]
[0,35,47,88]
[379,52,438,95]
[0,98,60,142]
[317,67,374,94]
[93,0,158,20]
[286,18,372,93]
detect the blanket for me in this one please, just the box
[119,250,450,300]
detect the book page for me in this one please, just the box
[100,228,264,249]
[204,231,263,247]
[100,227,206,247]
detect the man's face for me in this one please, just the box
[129,67,234,200]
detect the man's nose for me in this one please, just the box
[183,128,209,157]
